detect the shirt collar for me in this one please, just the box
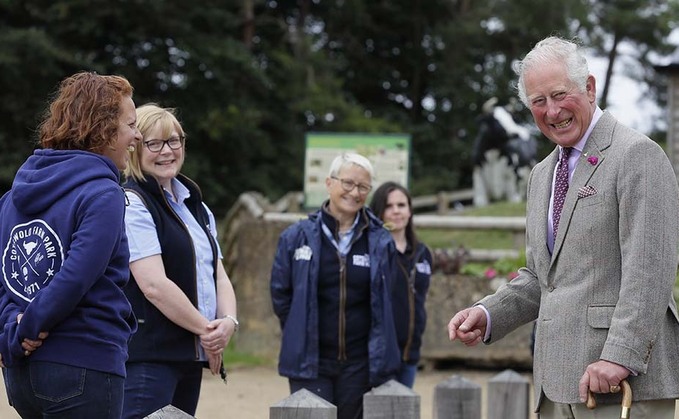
[565,106,603,155]
[163,177,191,203]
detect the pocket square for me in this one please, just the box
[577,185,597,198]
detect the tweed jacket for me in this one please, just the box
[479,111,679,408]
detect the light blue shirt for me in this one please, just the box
[124,177,223,361]
[321,212,360,256]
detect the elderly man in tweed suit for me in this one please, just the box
[448,36,679,418]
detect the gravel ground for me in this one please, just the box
[0,365,527,419]
[1,365,677,418]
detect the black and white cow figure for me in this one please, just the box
[472,97,537,206]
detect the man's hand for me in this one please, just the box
[448,306,487,346]
[578,360,630,402]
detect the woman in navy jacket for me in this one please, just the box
[271,152,400,419]
[0,72,141,418]
[370,181,432,388]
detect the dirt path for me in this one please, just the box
[1,366,677,418]
[195,366,539,419]
[196,365,526,419]
[0,365,528,418]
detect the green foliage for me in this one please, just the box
[222,347,272,369]
[419,228,517,250]
[221,333,273,368]
[0,0,677,216]
[494,252,527,274]
[419,200,528,278]
[583,0,678,109]
[459,262,488,278]
[460,252,526,279]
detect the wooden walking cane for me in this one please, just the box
[586,379,632,419]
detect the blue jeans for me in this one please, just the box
[396,362,418,388]
[3,360,124,419]
[122,361,203,419]
[289,358,370,419]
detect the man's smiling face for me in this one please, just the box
[525,62,597,147]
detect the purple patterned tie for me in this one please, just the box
[552,147,572,241]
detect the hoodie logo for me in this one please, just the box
[2,219,64,302]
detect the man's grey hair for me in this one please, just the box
[513,36,590,107]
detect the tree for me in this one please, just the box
[1,0,677,216]
[583,0,679,109]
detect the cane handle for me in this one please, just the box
[586,379,632,419]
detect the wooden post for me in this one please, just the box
[487,369,530,419]
[433,374,481,419]
[270,388,336,419]
[437,191,448,214]
[363,379,420,419]
[144,404,195,418]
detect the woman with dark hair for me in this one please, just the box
[370,181,432,388]
[0,72,141,418]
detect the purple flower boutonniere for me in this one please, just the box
[587,156,598,166]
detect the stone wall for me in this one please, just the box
[422,273,533,370]
[226,218,288,360]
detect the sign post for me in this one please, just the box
[303,132,411,209]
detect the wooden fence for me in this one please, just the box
[411,189,475,214]
[224,190,526,268]
[265,189,476,215]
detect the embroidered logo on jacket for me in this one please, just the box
[294,245,312,261]
[2,219,64,302]
[352,254,370,268]
[416,260,431,275]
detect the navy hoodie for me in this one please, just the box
[0,149,136,377]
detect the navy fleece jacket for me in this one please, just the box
[0,149,136,377]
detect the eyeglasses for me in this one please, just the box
[143,136,185,153]
[331,176,372,194]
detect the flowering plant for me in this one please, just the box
[461,253,525,282]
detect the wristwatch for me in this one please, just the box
[223,314,239,332]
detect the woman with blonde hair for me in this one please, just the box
[122,103,237,418]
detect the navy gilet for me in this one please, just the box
[123,174,219,362]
